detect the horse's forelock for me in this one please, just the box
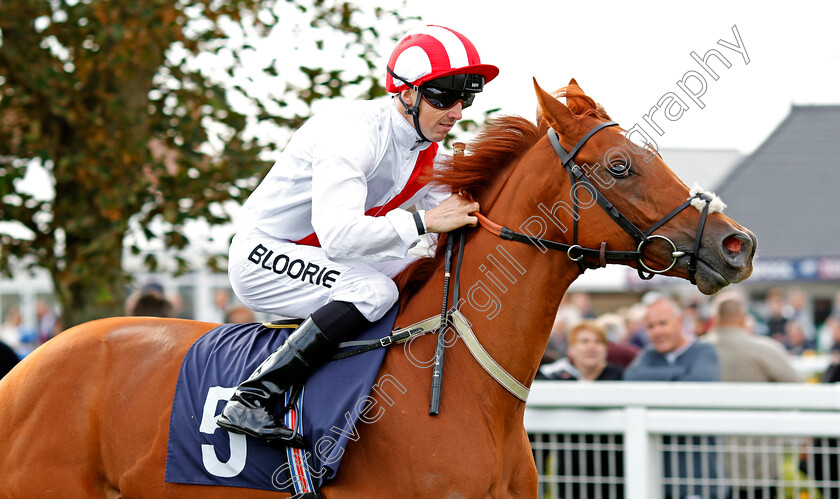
[549,86,612,121]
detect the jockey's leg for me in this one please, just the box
[226,232,408,322]
[217,300,370,445]
[219,234,406,445]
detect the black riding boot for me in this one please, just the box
[217,301,370,447]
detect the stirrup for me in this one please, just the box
[279,428,308,449]
[268,423,309,449]
[278,383,304,415]
[217,413,309,449]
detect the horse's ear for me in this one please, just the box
[564,78,600,116]
[533,77,578,137]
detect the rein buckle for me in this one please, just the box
[636,234,682,274]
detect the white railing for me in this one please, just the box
[524,381,840,499]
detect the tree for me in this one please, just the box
[0,0,415,326]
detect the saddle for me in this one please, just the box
[165,308,404,496]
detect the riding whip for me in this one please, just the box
[429,231,455,415]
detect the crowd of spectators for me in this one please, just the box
[540,286,840,383]
[1,300,60,362]
[0,282,261,381]
[0,299,61,380]
[535,286,840,499]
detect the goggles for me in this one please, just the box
[419,74,485,110]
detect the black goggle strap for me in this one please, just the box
[427,73,485,92]
[387,66,418,92]
[388,66,478,109]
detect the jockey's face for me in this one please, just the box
[418,95,463,142]
[398,88,463,143]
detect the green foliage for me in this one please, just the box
[0,0,415,326]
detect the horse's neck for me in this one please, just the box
[453,227,578,386]
[399,211,580,413]
[451,145,582,386]
[398,144,583,411]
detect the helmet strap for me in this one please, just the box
[397,89,430,144]
[388,66,431,144]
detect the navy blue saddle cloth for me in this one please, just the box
[165,306,399,495]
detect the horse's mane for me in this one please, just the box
[394,115,539,305]
[394,85,610,306]
[429,115,540,197]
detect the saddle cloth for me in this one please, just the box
[164,306,398,494]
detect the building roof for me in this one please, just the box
[715,105,840,259]
[659,148,743,191]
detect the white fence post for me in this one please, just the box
[526,382,840,499]
[624,406,661,499]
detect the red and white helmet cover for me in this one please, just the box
[386,25,499,93]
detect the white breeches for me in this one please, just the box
[228,229,417,322]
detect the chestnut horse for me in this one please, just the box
[0,79,755,497]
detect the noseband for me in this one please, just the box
[474,121,714,284]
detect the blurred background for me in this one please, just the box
[2,1,840,495]
[2,0,837,368]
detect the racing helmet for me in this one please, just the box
[386,25,499,94]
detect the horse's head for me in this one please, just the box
[532,78,755,294]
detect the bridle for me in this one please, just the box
[474,120,715,284]
[418,120,717,411]
[333,120,719,412]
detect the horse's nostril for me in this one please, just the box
[723,235,743,256]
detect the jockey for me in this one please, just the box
[218,25,499,444]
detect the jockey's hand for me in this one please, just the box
[424,193,480,233]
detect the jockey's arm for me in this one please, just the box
[309,127,426,262]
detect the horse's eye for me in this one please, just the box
[608,161,632,178]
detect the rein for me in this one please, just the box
[473,212,639,267]
[334,119,718,411]
[475,121,714,284]
[332,228,531,408]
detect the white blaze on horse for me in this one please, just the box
[0,79,755,497]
